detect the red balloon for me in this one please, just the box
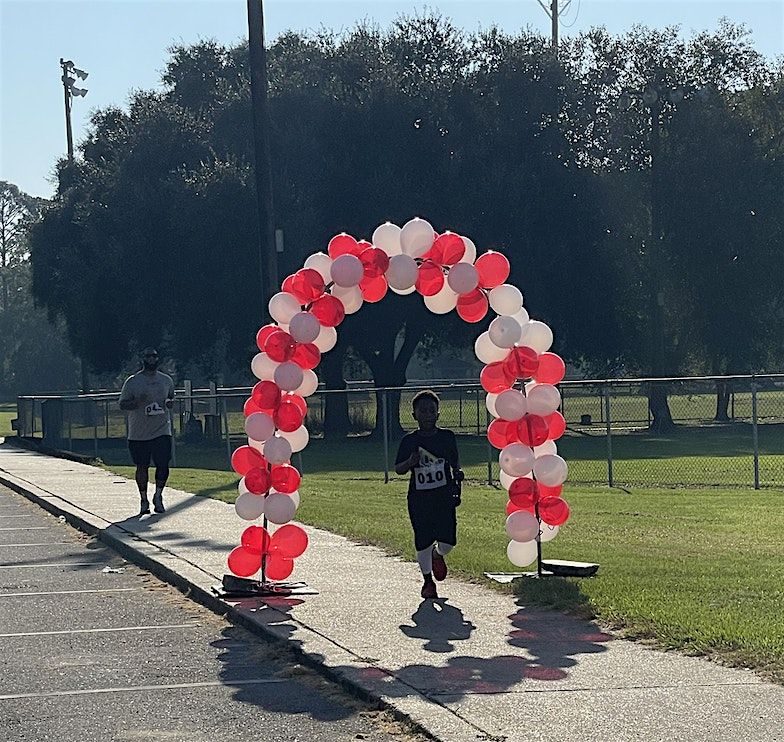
[264,330,297,362]
[475,251,510,289]
[281,273,297,296]
[415,260,445,297]
[456,288,489,323]
[506,499,533,515]
[359,274,388,303]
[270,464,301,494]
[256,324,279,351]
[359,247,390,278]
[270,524,309,558]
[516,414,550,447]
[265,553,294,581]
[274,399,305,432]
[546,411,566,440]
[241,525,270,555]
[252,380,281,411]
[504,346,539,380]
[244,396,264,416]
[537,482,563,498]
[430,233,465,265]
[291,342,321,370]
[289,269,325,304]
[227,546,262,577]
[245,466,271,495]
[328,233,361,258]
[480,361,515,394]
[231,446,267,476]
[281,393,307,416]
[535,352,566,384]
[310,294,345,327]
[508,477,539,509]
[538,496,570,526]
[487,419,519,449]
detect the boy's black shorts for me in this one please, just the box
[128,435,172,469]
[407,492,457,552]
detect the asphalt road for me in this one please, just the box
[0,485,423,742]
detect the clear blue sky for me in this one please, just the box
[2,0,781,198]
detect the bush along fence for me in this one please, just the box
[12,374,784,489]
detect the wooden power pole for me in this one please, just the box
[536,0,573,51]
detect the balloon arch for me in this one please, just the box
[227,218,570,581]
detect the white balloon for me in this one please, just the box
[511,307,530,327]
[537,522,560,543]
[527,384,561,416]
[235,492,266,521]
[264,435,292,464]
[280,425,309,452]
[495,389,527,421]
[533,454,568,487]
[485,392,499,417]
[507,539,538,568]
[247,437,265,454]
[460,236,477,264]
[447,262,479,294]
[286,489,301,508]
[313,325,337,352]
[506,511,540,542]
[523,320,554,353]
[385,254,418,290]
[389,284,417,295]
[499,443,535,477]
[424,283,458,314]
[534,440,558,458]
[245,412,275,443]
[499,469,531,490]
[264,493,297,524]
[372,222,402,257]
[294,369,319,397]
[251,352,279,381]
[331,284,363,313]
[475,332,509,364]
[303,252,333,283]
[488,316,522,349]
[400,217,435,258]
[330,254,364,288]
[274,362,304,392]
[489,284,524,316]
[238,477,250,496]
[289,312,321,343]
[269,292,301,325]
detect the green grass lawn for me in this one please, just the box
[100,436,784,684]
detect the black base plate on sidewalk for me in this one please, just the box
[213,574,319,598]
[485,560,599,583]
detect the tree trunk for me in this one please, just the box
[320,346,350,439]
[714,380,731,421]
[648,382,675,433]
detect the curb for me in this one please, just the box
[0,470,447,742]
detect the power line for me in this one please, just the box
[535,0,575,50]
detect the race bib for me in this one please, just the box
[145,402,165,416]
[413,446,447,491]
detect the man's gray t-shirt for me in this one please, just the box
[119,371,175,441]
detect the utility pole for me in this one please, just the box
[246,0,278,318]
[535,0,573,51]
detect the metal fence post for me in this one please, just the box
[476,390,480,435]
[605,383,614,487]
[459,387,463,428]
[222,397,232,469]
[93,407,98,459]
[382,390,390,484]
[486,409,493,485]
[67,402,73,451]
[751,378,760,489]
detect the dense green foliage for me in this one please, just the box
[25,16,784,407]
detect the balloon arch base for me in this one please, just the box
[485,560,599,583]
[215,573,319,598]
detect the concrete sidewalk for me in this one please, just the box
[0,441,781,742]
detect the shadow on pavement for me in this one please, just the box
[399,598,476,653]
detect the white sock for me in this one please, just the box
[416,546,434,576]
[435,542,454,557]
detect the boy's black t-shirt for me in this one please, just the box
[395,428,459,498]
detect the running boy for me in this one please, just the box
[395,390,463,600]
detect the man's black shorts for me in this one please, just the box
[128,435,172,468]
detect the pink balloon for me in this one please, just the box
[310,295,345,327]
[475,251,510,288]
[227,546,262,577]
[456,288,489,323]
[270,524,309,558]
[415,260,445,297]
[536,352,566,384]
[327,233,361,258]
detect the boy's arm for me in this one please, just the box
[394,438,419,475]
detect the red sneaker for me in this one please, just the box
[421,580,438,599]
[431,547,448,582]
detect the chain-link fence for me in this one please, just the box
[11,375,784,489]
